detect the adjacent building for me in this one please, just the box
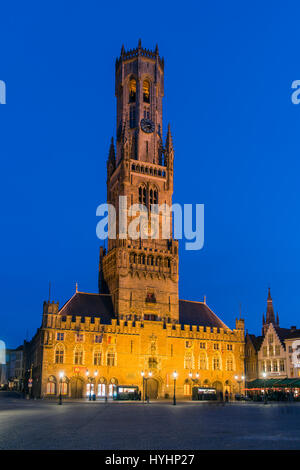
[245,289,300,395]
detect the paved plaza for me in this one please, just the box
[0,392,300,450]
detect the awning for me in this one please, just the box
[246,378,300,389]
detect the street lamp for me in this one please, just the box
[234,375,244,396]
[173,371,178,405]
[58,371,64,405]
[86,370,92,401]
[141,371,145,402]
[93,371,98,401]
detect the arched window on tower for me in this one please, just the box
[138,186,147,206]
[129,78,136,103]
[130,106,136,128]
[143,80,150,103]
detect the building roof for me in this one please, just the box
[247,333,264,352]
[58,292,115,324]
[179,300,230,330]
[284,329,300,340]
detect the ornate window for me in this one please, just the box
[143,80,150,103]
[74,346,83,365]
[184,352,193,369]
[46,376,56,395]
[149,357,158,369]
[55,344,64,364]
[213,356,220,370]
[94,350,102,366]
[138,186,147,205]
[129,77,136,103]
[199,354,207,370]
[107,351,116,367]
[226,358,233,371]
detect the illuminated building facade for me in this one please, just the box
[24,42,245,400]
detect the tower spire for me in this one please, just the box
[165,123,173,150]
[107,137,116,172]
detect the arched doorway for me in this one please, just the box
[70,377,84,398]
[212,381,223,400]
[146,378,158,399]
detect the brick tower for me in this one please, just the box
[99,40,179,323]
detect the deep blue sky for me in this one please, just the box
[1,1,300,348]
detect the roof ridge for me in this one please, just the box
[76,291,112,297]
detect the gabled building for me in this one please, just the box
[245,289,300,384]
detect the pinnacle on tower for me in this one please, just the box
[165,123,173,150]
[107,137,116,169]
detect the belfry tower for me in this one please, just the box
[99,40,179,323]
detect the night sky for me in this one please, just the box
[1,1,300,347]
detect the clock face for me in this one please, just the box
[140,118,155,134]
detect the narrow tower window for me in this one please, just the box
[129,78,136,103]
[130,106,136,128]
[143,80,150,103]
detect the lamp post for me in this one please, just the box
[86,370,92,401]
[173,371,178,405]
[262,372,268,404]
[234,374,245,396]
[93,371,98,401]
[58,371,64,405]
[141,371,145,402]
[146,371,152,403]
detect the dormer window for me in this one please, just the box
[129,78,136,103]
[143,80,150,103]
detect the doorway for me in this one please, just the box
[71,377,84,398]
[146,378,159,399]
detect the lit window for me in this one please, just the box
[46,381,56,395]
[107,352,115,367]
[129,78,136,103]
[143,80,150,103]
[213,357,220,370]
[74,348,83,365]
[94,351,101,366]
[199,355,207,370]
[55,345,64,364]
